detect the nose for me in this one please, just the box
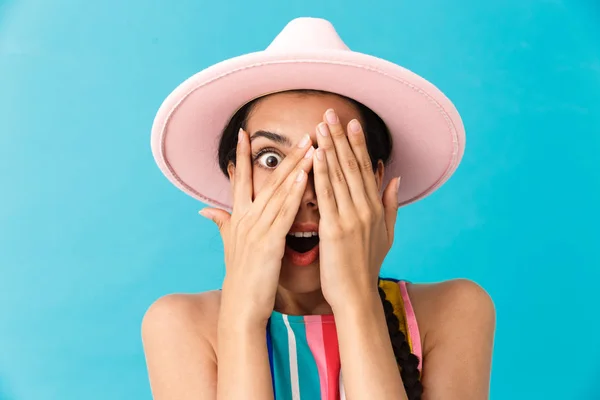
[300,170,318,211]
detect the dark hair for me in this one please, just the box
[217,90,423,399]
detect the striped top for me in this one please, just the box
[266,278,422,400]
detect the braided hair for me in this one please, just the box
[217,90,424,398]
[378,284,423,399]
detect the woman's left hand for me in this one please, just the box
[312,108,401,312]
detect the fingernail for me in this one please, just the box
[349,119,361,134]
[304,146,315,159]
[238,128,244,143]
[325,109,338,124]
[296,169,306,182]
[316,148,324,161]
[396,176,402,193]
[298,134,310,148]
[318,123,329,137]
[199,209,212,218]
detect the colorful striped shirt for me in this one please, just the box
[265,278,422,400]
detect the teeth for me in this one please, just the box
[288,231,318,238]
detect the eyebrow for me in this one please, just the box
[249,130,292,147]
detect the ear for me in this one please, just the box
[227,161,236,182]
[374,160,385,191]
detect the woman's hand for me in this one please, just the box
[312,109,401,312]
[200,128,315,325]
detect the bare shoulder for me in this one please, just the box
[142,289,223,321]
[141,290,222,345]
[405,279,496,398]
[141,290,223,399]
[406,279,496,350]
[407,278,495,319]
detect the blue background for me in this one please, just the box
[1,0,599,399]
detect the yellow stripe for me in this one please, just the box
[378,279,413,352]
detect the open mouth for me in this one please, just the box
[286,231,319,253]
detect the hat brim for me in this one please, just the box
[151,49,465,212]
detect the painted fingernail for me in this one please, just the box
[199,209,213,218]
[315,148,324,161]
[318,123,329,137]
[298,134,310,148]
[304,146,315,159]
[238,128,244,143]
[325,109,338,124]
[296,169,306,182]
[349,119,361,134]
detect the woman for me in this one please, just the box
[142,18,495,400]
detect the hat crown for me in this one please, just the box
[266,17,350,52]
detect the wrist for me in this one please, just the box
[330,289,383,320]
[219,305,271,334]
[218,312,268,343]
[218,300,270,331]
[220,282,273,328]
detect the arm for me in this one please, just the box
[216,293,274,400]
[141,294,218,400]
[335,279,496,400]
[334,293,409,400]
[141,293,275,400]
[415,279,496,399]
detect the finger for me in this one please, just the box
[382,177,401,244]
[252,134,313,211]
[199,208,232,234]
[312,147,338,218]
[233,128,252,212]
[260,150,315,234]
[270,166,311,237]
[323,109,369,207]
[346,119,380,206]
[316,122,353,212]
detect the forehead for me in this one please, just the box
[245,92,360,138]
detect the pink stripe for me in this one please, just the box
[398,281,423,371]
[305,315,329,399]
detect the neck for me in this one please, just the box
[273,287,332,316]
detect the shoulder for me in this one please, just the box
[407,278,495,317]
[141,291,223,397]
[142,290,222,328]
[399,279,496,396]
[404,279,496,351]
[141,290,222,348]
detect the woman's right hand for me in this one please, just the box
[200,128,315,326]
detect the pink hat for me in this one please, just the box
[151,17,465,211]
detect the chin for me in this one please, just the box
[278,259,322,294]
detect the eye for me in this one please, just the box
[254,149,283,169]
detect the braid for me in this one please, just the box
[378,285,424,400]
